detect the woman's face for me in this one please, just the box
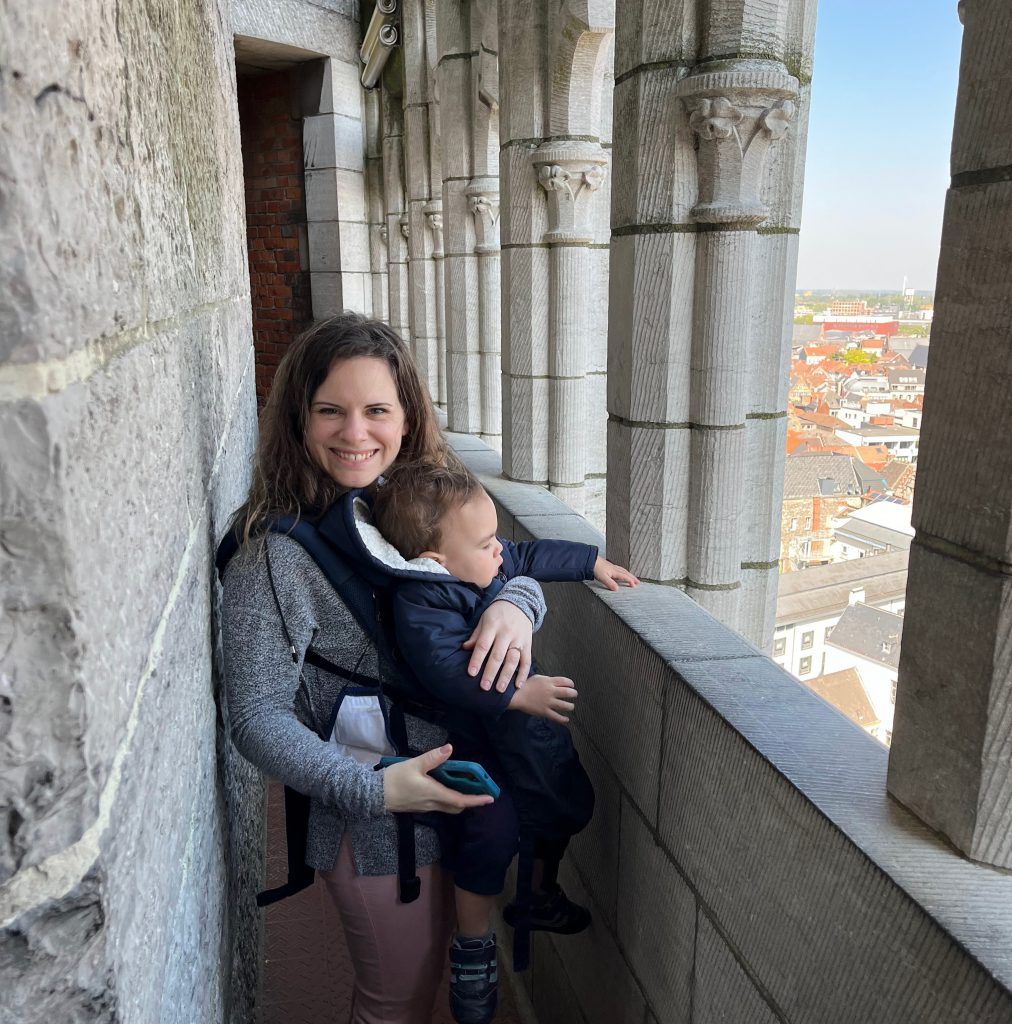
[307,356,409,489]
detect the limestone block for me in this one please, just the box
[657,654,1012,1023]
[694,912,779,1024]
[502,375,550,483]
[500,247,551,375]
[545,863,648,1024]
[564,726,621,930]
[311,270,343,317]
[231,0,359,63]
[611,68,697,227]
[500,145,549,245]
[613,0,697,78]
[437,60,472,180]
[737,563,777,650]
[741,417,786,563]
[532,583,664,824]
[584,371,608,476]
[586,252,611,374]
[303,112,365,172]
[497,4,547,142]
[305,169,340,223]
[606,234,694,423]
[340,271,368,314]
[442,181,478,256]
[448,351,482,432]
[338,220,372,273]
[701,0,789,60]
[747,233,796,414]
[910,181,1012,563]
[307,57,364,120]
[761,79,812,227]
[605,419,690,581]
[308,220,342,271]
[950,1,1012,177]
[687,427,747,585]
[616,796,696,1023]
[513,513,604,550]
[402,105,432,201]
[889,543,1012,868]
[529,931,585,1024]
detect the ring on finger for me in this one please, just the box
[508,645,523,652]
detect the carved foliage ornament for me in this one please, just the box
[532,142,608,243]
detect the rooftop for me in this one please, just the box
[783,453,865,499]
[827,602,904,669]
[777,549,908,624]
[805,668,880,729]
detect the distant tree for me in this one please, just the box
[841,348,876,364]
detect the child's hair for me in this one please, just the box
[374,458,483,559]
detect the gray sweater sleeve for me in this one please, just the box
[493,575,547,632]
[220,542,386,821]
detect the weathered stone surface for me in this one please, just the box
[889,543,1012,867]
[694,912,779,1024]
[949,0,1012,177]
[1,0,263,1018]
[231,0,359,63]
[616,797,695,1023]
[909,181,1012,564]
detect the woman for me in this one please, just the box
[220,313,545,1023]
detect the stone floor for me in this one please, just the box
[262,782,523,1023]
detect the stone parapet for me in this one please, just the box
[447,430,1012,1024]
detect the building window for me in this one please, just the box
[800,656,813,676]
[891,680,898,704]
[824,626,834,642]
[801,630,814,651]
[774,636,787,657]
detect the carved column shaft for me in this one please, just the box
[381,94,410,339]
[534,141,607,515]
[423,201,446,407]
[468,182,502,447]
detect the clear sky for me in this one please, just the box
[795,0,963,292]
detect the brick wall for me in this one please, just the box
[237,69,313,404]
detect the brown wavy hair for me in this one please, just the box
[232,312,446,550]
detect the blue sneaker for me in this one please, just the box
[449,932,498,1024]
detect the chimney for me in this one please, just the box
[849,586,865,606]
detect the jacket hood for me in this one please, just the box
[315,489,454,585]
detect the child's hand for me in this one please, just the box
[593,556,640,591]
[508,674,578,724]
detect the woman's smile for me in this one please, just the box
[307,356,409,488]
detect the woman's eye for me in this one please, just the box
[367,406,389,416]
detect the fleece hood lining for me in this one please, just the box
[352,497,451,577]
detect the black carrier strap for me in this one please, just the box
[217,515,436,910]
[511,835,536,972]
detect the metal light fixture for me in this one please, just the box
[361,0,399,90]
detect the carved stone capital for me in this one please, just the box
[465,177,500,253]
[398,213,409,240]
[379,225,388,245]
[423,200,444,257]
[675,59,799,225]
[532,140,608,244]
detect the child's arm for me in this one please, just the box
[504,539,640,590]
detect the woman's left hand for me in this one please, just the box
[462,599,534,693]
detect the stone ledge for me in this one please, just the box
[447,431,1012,1021]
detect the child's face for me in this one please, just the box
[429,490,504,587]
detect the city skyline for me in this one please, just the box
[796,0,962,291]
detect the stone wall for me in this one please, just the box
[448,433,1012,1024]
[0,1,259,1021]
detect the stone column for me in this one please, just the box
[402,0,440,399]
[533,142,608,515]
[887,0,1012,870]
[424,200,447,405]
[382,92,410,338]
[364,89,389,321]
[467,178,502,449]
[607,0,813,647]
[676,64,798,626]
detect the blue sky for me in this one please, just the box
[795,0,963,292]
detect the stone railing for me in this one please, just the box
[447,432,1012,1024]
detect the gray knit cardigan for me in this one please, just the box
[221,531,546,876]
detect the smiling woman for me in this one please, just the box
[220,312,548,1024]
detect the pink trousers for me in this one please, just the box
[320,840,454,1024]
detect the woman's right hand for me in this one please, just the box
[382,744,495,814]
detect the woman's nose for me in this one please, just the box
[340,411,368,441]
